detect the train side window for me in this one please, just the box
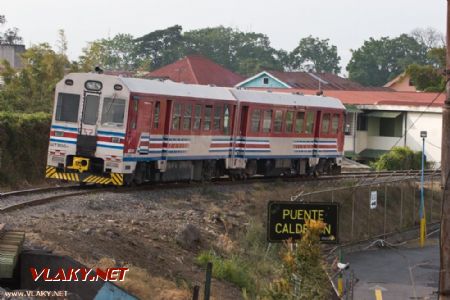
[322,113,331,134]
[331,113,340,134]
[295,112,305,133]
[285,111,294,133]
[251,109,261,132]
[183,104,192,130]
[55,93,80,123]
[204,105,212,131]
[223,105,231,134]
[263,110,272,133]
[193,104,202,130]
[172,103,182,130]
[153,101,160,129]
[213,105,222,130]
[305,111,315,134]
[274,110,283,133]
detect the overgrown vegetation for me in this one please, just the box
[0,112,51,186]
[196,219,331,299]
[371,146,423,171]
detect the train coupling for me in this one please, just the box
[67,157,90,173]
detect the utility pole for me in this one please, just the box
[440,1,450,297]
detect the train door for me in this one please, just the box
[77,93,100,156]
[136,100,153,155]
[238,106,249,153]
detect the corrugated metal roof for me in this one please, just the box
[145,55,245,87]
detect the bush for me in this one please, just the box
[196,250,254,293]
[0,112,51,186]
[371,146,423,171]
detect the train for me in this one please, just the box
[45,72,345,186]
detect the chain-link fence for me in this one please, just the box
[295,172,442,244]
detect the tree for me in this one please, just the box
[79,33,144,72]
[290,36,341,74]
[0,15,23,45]
[410,27,444,50]
[134,25,185,70]
[183,26,283,75]
[347,34,428,86]
[406,64,445,92]
[0,43,71,112]
[56,29,68,55]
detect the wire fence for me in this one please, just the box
[294,172,442,244]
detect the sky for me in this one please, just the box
[1,0,446,71]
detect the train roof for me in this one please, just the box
[230,89,345,110]
[63,73,345,110]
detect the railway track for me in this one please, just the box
[0,169,438,212]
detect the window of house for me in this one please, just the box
[223,105,231,134]
[321,113,330,134]
[295,111,305,133]
[331,114,340,134]
[263,77,269,84]
[172,103,182,130]
[305,111,315,134]
[357,114,368,131]
[214,105,222,130]
[251,109,261,132]
[263,110,273,133]
[153,101,160,129]
[285,111,294,133]
[204,105,212,131]
[193,104,202,130]
[183,104,192,130]
[274,110,283,133]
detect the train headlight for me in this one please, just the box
[85,80,102,91]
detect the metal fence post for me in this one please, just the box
[413,181,416,225]
[204,262,212,300]
[430,173,434,223]
[351,191,355,241]
[192,285,200,300]
[400,184,404,229]
[384,184,387,235]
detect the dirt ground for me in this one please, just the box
[0,179,334,299]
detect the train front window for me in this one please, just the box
[305,112,315,134]
[55,93,80,123]
[101,98,126,127]
[82,95,100,125]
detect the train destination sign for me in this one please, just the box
[267,201,339,243]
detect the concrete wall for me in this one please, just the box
[0,44,25,68]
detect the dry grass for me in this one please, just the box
[94,257,191,300]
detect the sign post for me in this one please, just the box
[267,201,339,243]
[420,130,427,247]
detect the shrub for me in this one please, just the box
[371,146,423,171]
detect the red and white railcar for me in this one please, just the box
[45,73,345,185]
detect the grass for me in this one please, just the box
[196,250,254,293]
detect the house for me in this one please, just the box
[145,54,245,87]
[235,70,392,91]
[384,73,417,92]
[262,88,444,166]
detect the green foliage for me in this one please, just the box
[0,112,51,186]
[0,15,23,45]
[290,35,341,74]
[347,34,428,86]
[79,33,147,72]
[196,250,254,292]
[371,146,423,171]
[0,43,71,113]
[134,25,185,71]
[266,221,330,300]
[406,64,445,92]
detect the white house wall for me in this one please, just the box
[405,112,442,167]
